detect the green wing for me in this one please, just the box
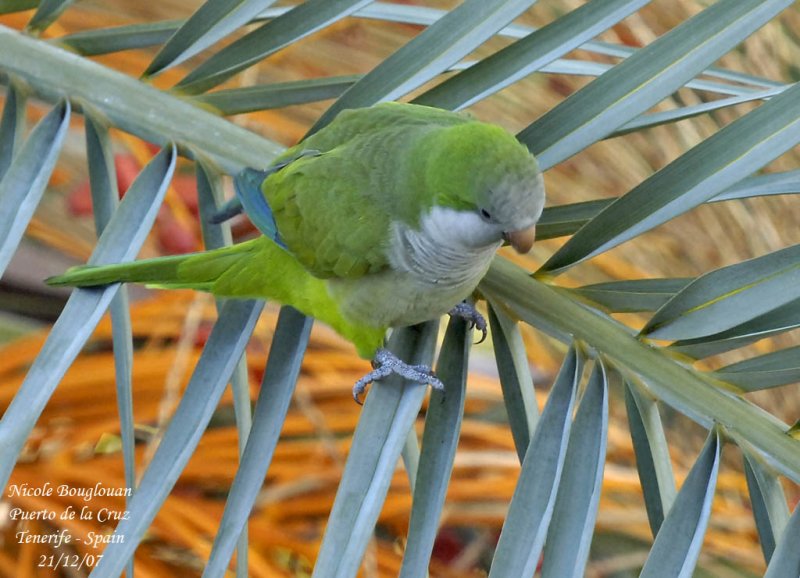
[264,146,391,279]
[264,103,471,280]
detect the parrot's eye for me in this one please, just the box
[479,208,493,222]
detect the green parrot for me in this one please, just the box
[47,102,545,401]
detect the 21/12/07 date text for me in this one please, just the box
[38,553,103,570]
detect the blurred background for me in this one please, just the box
[1,1,799,575]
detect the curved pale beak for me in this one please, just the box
[503,225,536,254]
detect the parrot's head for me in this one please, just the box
[422,121,545,254]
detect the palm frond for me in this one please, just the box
[1,1,799,575]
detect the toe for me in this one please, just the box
[353,388,366,405]
[428,374,445,390]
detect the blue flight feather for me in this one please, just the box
[233,167,287,249]
[231,151,320,249]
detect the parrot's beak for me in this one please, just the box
[504,225,536,254]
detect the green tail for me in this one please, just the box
[46,237,386,358]
[46,254,194,288]
[46,239,265,292]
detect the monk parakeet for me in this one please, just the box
[48,103,545,400]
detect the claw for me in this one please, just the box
[448,301,488,344]
[352,348,444,404]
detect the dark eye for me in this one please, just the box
[479,208,493,222]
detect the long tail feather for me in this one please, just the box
[46,238,289,293]
[46,237,386,358]
[46,254,192,288]
[44,239,258,291]
[46,238,277,292]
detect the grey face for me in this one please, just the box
[477,170,545,253]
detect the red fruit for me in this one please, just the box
[431,528,466,564]
[171,174,199,215]
[194,323,213,347]
[114,154,140,197]
[66,181,93,216]
[157,209,198,254]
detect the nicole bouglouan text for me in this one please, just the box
[5,481,132,570]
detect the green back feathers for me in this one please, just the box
[277,102,470,161]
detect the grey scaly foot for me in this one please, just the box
[448,301,488,344]
[352,348,444,404]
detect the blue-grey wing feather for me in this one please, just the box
[234,167,287,249]
[227,150,323,249]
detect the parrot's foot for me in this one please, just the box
[448,301,488,344]
[352,348,444,404]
